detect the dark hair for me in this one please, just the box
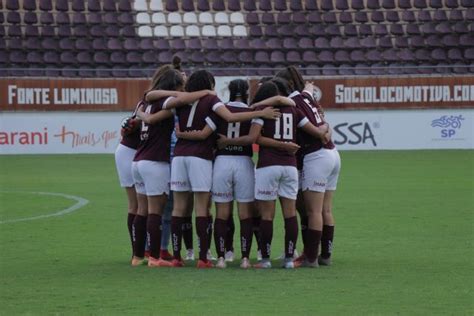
[271,78,291,97]
[156,69,184,91]
[172,55,182,71]
[258,76,273,85]
[275,66,305,92]
[149,64,174,91]
[251,81,279,105]
[228,79,249,103]
[185,69,215,92]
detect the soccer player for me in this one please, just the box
[221,81,329,269]
[115,62,178,261]
[276,66,341,267]
[131,69,212,267]
[150,70,280,268]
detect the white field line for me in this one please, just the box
[0,191,89,224]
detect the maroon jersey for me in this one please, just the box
[120,100,142,150]
[253,105,309,169]
[215,102,253,157]
[171,94,223,161]
[291,91,335,159]
[134,97,174,162]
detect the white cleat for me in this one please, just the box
[282,258,295,269]
[253,260,272,269]
[185,249,195,261]
[207,250,217,261]
[240,258,251,269]
[216,257,227,269]
[224,250,234,262]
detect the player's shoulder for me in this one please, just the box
[226,101,252,112]
[200,94,221,104]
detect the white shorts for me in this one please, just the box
[114,144,136,187]
[212,156,255,203]
[132,160,170,196]
[171,156,213,192]
[301,148,341,193]
[255,165,299,201]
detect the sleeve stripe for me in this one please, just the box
[212,102,225,112]
[205,117,217,131]
[252,118,264,126]
[298,117,310,128]
[163,96,175,109]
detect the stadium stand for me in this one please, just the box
[0,0,473,77]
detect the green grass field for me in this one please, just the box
[0,151,473,315]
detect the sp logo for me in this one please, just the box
[431,115,464,138]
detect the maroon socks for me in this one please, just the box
[300,215,308,254]
[225,216,235,252]
[284,216,298,259]
[196,216,210,261]
[306,229,322,263]
[127,213,135,254]
[321,225,334,259]
[171,216,184,260]
[207,215,213,251]
[146,214,162,259]
[214,218,227,258]
[182,216,193,250]
[259,220,273,260]
[253,216,261,251]
[240,218,253,259]
[132,215,147,258]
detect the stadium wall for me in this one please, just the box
[0,109,472,154]
[1,76,473,154]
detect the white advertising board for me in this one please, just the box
[0,109,472,154]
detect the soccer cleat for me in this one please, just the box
[171,258,185,267]
[131,256,145,267]
[207,250,217,261]
[216,257,227,269]
[294,252,307,264]
[224,250,234,262]
[257,250,262,261]
[160,249,173,261]
[240,258,251,269]
[253,260,272,269]
[148,257,173,267]
[197,259,214,268]
[282,258,295,269]
[300,259,319,268]
[318,256,332,266]
[185,249,195,261]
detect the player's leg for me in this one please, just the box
[225,208,235,261]
[295,190,307,263]
[302,190,324,266]
[319,149,341,265]
[125,186,138,256]
[170,157,192,266]
[237,202,253,268]
[278,166,299,268]
[131,161,148,265]
[160,192,173,260]
[146,194,171,267]
[182,194,194,260]
[214,202,232,268]
[188,157,214,267]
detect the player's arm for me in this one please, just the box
[257,136,301,154]
[136,107,174,125]
[250,96,296,108]
[146,90,215,108]
[301,121,330,141]
[176,125,214,141]
[216,123,262,149]
[214,106,280,123]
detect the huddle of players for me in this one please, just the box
[116,60,341,269]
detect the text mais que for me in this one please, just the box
[7,85,118,105]
[335,84,474,104]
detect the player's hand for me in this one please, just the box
[216,134,229,149]
[261,107,281,119]
[322,126,332,144]
[206,90,217,96]
[280,142,300,155]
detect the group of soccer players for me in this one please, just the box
[115,58,341,269]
